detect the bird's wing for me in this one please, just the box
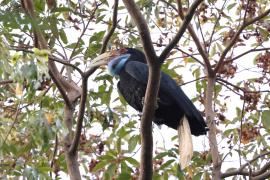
[125,61,206,135]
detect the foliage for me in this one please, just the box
[0,0,270,179]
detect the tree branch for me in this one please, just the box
[159,0,203,63]
[69,1,120,155]
[176,0,214,77]
[221,151,270,178]
[225,47,270,64]
[0,80,14,86]
[69,77,87,155]
[216,77,270,94]
[21,1,82,179]
[100,0,119,53]
[205,77,221,180]
[214,8,270,74]
[69,5,98,60]
[122,0,158,65]
[207,1,227,54]
[122,1,161,179]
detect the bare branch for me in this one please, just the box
[122,0,158,65]
[153,42,204,66]
[214,8,270,74]
[205,77,222,179]
[122,1,161,179]
[69,77,87,155]
[49,56,84,75]
[221,151,270,178]
[226,47,270,64]
[216,77,270,94]
[50,134,59,178]
[180,76,206,86]
[100,0,119,53]
[0,80,14,86]
[159,0,203,63]
[207,1,227,54]
[252,167,270,180]
[21,1,82,179]
[69,5,98,60]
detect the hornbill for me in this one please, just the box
[90,48,207,168]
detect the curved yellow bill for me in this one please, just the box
[90,51,119,68]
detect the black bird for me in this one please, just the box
[90,48,207,168]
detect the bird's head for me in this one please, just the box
[90,48,146,76]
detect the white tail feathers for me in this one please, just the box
[178,115,193,169]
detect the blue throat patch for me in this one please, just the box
[108,54,131,76]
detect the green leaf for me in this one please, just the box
[59,29,68,44]
[154,152,169,159]
[128,135,138,152]
[227,3,237,11]
[99,155,115,161]
[124,157,139,166]
[92,161,107,172]
[117,173,131,180]
[193,172,203,180]
[159,159,174,170]
[262,110,270,130]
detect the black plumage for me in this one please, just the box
[111,48,207,136]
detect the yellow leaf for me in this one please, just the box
[15,83,23,96]
[186,166,194,178]
[45,113,54,124]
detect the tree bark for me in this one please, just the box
[205,77,221,179]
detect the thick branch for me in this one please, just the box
[159,0,203,63]
[122,0,158,65]
[21,1,82,179]
[122,1,160,179]
[205,77,221,180]
[214,8,270,74]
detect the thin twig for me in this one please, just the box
[3,97,23,144]
[159,0,203,63]
[216,77,270,94]
[207,1,227,54]
[180,76,206,86]
[50,134,59,178]
[100,0,119,53]
[69,5,99,60]
[0,80,14,86]
[177,0,213,76]
[214,8,270,74]
[221,151,270,178]
[49,56,83,75]
[226,47,270,63]
[238,99,246,167]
